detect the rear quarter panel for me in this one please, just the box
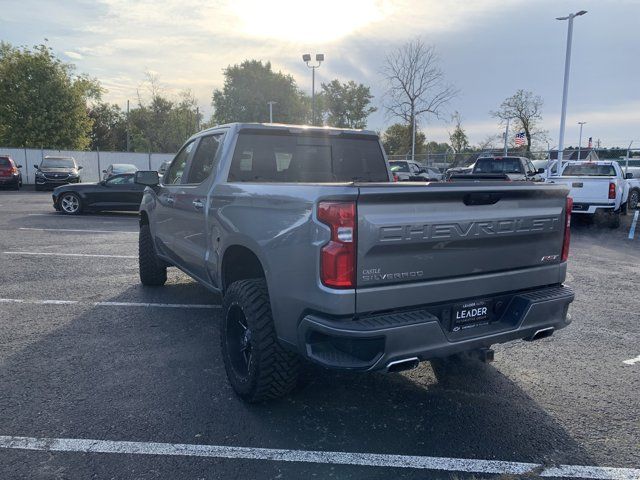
[211,182,359,345]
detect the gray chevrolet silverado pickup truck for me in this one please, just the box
[135,123,575,403]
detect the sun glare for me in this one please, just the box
[229,0,389,43]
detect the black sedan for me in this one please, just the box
[52,173,146,215]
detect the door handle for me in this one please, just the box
[192,199,204,209]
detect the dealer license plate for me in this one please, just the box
[452,299,492,331]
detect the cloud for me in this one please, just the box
[64,51,83,60]
[2,0,639,146]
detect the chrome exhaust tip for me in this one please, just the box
[527,327,555,341]
[386,357,420,373]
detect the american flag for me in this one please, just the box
[515,132,526,146]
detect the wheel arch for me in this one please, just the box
[221,244,266,294]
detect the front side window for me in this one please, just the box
[389,161,409,173]
[164,141,195,185]
[186,134,223,184]
[228,132,389,183]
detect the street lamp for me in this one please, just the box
[577,121,587,159]
[555,10,587,174]
[267,101,277,123]
[302,53,324,126]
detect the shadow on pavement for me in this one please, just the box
[0,284,597,480]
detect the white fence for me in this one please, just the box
[0,148,175,184]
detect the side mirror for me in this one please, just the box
[135,170,159,187]
[102,170,107,173]
[33,164,39,169]
[626,172,634,179]
[537,168,545,174]
[100,180,107,186]
[77,165,83,170]
[16,164,22,169]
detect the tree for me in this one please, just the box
[491,89,546,153]
[448,111,469,153]
[212,60,308,124]
[0,42,101,149]
[88,103,127,151]
[128,75,202,153]
[318,79,376,128]
[381,39,457,157]
[382,123,426,155]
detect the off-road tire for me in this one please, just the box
[628,189,639,211]
[138,223,167,286]
[221,279,300,403]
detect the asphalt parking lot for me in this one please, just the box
[0,189,638,480]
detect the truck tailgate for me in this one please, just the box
[550,176,614,204]
[355,183,568,313]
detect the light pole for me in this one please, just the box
[555,10,587,175]
[503,118,510,157]
[577,121,587,159]
[302,53,324,126]
[267,101,276,123]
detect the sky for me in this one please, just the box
[3,0,640,149]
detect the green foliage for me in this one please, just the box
[88,103,127,151]
[318,79,376,128]
[0,42,101,149]
[129,86,202,153]
[382,123,426,155]
[211,60,308,124]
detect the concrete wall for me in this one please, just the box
[0,148,175,184]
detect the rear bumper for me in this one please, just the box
[572,202,616,214]
[298,285,574,371]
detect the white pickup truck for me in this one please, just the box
[548,161,638,228]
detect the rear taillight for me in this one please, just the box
[318,201,356,289]
[608,182,616,199]
[392,173,399,182]
[562,197,572,262]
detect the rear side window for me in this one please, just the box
[562,164,616,176]
[187,134,224,184]
[228,133,389,183]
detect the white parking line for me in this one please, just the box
[0,435,638,479]
[0,298,78,305]
[95,301,220,309]
[622,355,640,365]
[3,251,136,259]
[0,298,220,309]
[628,211,639,240]
[18,227,137,234]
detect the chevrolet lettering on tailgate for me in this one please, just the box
[379,217,560,242]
